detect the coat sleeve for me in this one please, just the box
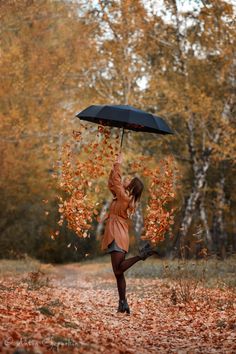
[108,162,130,201]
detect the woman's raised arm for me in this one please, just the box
[107,153,130,201]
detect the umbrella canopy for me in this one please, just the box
[76,104,174,148]
[76,104,173,133]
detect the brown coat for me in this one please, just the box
[100,162,132,253]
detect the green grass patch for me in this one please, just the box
[0,256,41,275]
[126,254,236,288]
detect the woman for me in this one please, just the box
[101,152,155,314]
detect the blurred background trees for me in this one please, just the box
[0,0,235,262]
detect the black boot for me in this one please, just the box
[117,298,130,314]
[138,243,155,261]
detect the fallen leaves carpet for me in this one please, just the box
[0,261,235,353]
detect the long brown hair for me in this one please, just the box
[125,177,144,218]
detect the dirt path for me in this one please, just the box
[0,260,235,353]
[51,261,150,295]
[51,261,114,289]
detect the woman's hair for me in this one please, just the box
[126,177,144,218]
[126,177,144,203]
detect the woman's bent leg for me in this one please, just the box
[119,255,141,272]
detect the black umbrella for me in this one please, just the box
[76,104,174,149]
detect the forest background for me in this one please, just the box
[0,0,235,263]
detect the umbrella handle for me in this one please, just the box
[120,127,125,151]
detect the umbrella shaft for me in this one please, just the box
[120,127,125,150]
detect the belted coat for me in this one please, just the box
[100,162,132,253]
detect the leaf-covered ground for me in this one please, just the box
[0,259,235,353]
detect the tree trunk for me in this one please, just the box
[211,174,228,259]
[95,199,111,240]
[171,104,222,258]
[217,175,228,259]
[199,187,213,253]
[132,202,147,247]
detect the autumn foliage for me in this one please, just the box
[49,124,120,240]
[50,124,180,248]
[1,0,235,261]
[139,156,180,245]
